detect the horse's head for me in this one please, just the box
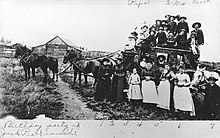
[14,45,31,58]
[63,49,78,64]
[191,66,206,87]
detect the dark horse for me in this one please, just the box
[63,49,100,86]
[14,45,59,83]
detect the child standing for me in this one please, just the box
[127,68,142,103]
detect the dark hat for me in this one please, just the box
[176,15,181,21]
[131,31,138,37]
[141,25,148,29]
[157,55,166,61]
[169,15,176,20]
[180,16,187,20]
[192,22,201,28]
[178,65,185,70]
[116,56,123,60]
[207,76,218,81]
[102,58,110,63]
[165,14,170,18]
[161,20,168,24]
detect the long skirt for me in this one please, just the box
[141,80,158,104]
[128,84,142,100]
[112,76,126,102]
[95,77,111,101]
[157,80,170,110]
[174,86,196,116]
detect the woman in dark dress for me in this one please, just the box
[175,29,190,50]
[141,30,156,54]
[112,57,127,102]
[203,75,220,120]
[95,58,113,101]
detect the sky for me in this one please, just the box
[0,0,220,62]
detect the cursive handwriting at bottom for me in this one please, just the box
[128,0,150,8]
[0,120,80,138]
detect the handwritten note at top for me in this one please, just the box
[128,0,212,8]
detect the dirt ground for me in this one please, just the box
[0,58,104,120]
[56,77,104,120]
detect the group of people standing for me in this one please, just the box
[126,14,204,60]
[95,55,196,118]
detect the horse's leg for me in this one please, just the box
[52,72,55,81]
[84,75,88,85]
[79,72,81,86]
[32,68,35,78]
[41,67,48,84]
[24,68,28,81]
[27,68,30,80]
[56,73,59,82]
[92,78,97,88]
[73,71,77,85]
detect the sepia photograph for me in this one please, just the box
[0,0,220,137]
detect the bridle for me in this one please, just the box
[193,69,206,87]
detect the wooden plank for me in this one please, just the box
[153,47,192,54]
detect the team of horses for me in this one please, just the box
[14,45,59,83]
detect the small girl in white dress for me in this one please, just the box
[127,68,142,102]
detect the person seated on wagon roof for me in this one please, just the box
[167,32,175,48]
[175,28,190,50]
[155,27,167,47]
[176,16,189,38]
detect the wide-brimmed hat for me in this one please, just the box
[131,31,138,37]
[175,14,180,19]
[102,58,110,63]
[179,16,187,20]
[161,20,168,24]
[169,15,176,20]
[178,65,185,70]
[141,25,148,29]
[165,14,170,18]
[156,19,161,23]
[192,22,201,28]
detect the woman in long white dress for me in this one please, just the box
[141,62,158,104]
[173,66,196,116]
[157,64,175,110]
